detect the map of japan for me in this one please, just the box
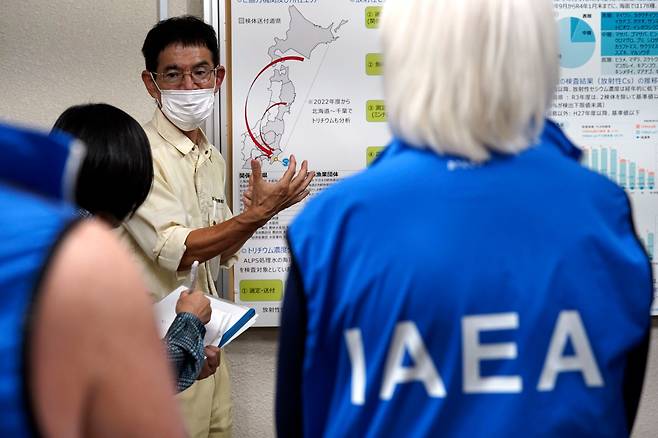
[230,1,393,325]
[240,5,347,169]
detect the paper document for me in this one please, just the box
[154,286,258,348]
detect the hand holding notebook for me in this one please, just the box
[153,263,257,348]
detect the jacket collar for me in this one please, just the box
[381,119,582,165]
[540,119,582,161]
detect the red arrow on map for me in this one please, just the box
[245,56,305,158]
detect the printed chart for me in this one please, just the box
[558,17,596,68]
[552,3,658,314]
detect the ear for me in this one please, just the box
[214,66,226,93]
[142,70,161,103]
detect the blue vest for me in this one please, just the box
[0,124,79,436]
[0,124,82,202]
[287,121,653,437]
[0,184,76,436]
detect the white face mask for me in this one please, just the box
[156,85,216,132]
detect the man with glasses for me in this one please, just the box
[121,16,314,437]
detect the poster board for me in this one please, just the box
[212,0,390,326]
[209,0,658,326]
[549,2,658,316]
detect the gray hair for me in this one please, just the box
[381,0,559,162]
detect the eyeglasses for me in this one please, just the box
[150,66,219,85]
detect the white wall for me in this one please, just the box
[1,2,657,438]
[225,329,278,437]
[0,0,200,129]
[0,0,155,128]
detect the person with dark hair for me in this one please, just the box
[53,103,153,224]
[0,122,186,437]
[121,15,315,436]
[52,102,220,393]
[141,15,220,75]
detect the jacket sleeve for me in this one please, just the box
[164,312,207,393]
[122,159,193,272]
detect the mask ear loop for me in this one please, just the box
[150,72,163,108]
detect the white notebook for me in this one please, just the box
[154,286,258,348]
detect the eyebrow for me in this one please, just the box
[161,61,212,71]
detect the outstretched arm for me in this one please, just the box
[179,155,314,269]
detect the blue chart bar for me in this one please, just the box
[592,149,599,170]
[611,149,618,182]
[601,12,658,57]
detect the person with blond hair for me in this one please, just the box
[276,0,653,436]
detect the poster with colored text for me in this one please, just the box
[551,1,658,315]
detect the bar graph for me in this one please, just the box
[582,147,655,191]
